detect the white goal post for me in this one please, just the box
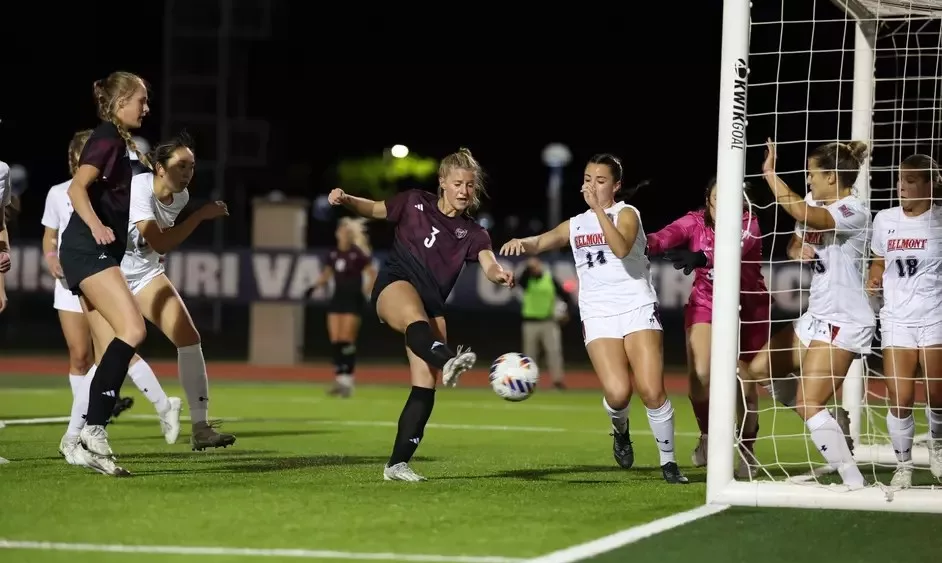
[708,0,942,513]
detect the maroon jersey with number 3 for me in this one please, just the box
[383,189,491,302]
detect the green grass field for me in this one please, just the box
[1,373,940,563]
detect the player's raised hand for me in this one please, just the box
[499,239,527,256]
[493,269,515,288]
[328,188,347,206]
[581,183,601,210]
[799,244,817,261]
[866,275,882,296]
[762,138,777,175]
[0,251,10,274]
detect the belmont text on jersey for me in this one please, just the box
[573,232,607,249]
[887,238,928,251]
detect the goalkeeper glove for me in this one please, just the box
[662,249,708,275]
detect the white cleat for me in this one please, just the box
[928,440,942,479]
[159,397,183,444]
[383,462,427,482]
[59,434,86,465]
[890,463,913,490]
[691,435,708,467]
[82,450,132,477]
[80,424,114,457]
[441,346,476,388]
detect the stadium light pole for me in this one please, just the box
[542,143,572,238]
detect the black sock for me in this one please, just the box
[338,341,356,377]
[388,386,436,466]
[85,338,136,425]
[331,342,346,375]
[404,321,454,371]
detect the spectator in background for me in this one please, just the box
[519,257,571,390]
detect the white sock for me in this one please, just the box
[806,409,864,487]
[927,406,942,441]
[336,374,354,387]
[886,412,915,463]
[646,399,676,465]
[178,343,209,425]
[602,397,629,435]
[66,365,95,437]
[128,360,170,414]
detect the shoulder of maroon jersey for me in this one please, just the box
[90,121,123,142]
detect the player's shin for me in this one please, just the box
[805,409,865,487]
[388,386,435,467]
[178,343,209,424]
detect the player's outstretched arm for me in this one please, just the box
[478,249,514,288]
[328,188,387,220]
[499,220,571,256]
[762,139,835,230]
[137,201,228,255]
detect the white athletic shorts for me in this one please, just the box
[880,319,942,349]
[53,280,83,313]
[125,266,164,296]
[794,312,874,356]
[582,303,662,345]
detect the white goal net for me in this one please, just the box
[708,0,942,512]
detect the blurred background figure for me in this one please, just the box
[518,257,571,390]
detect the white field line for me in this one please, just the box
[0,540,525,563]
[0,414,702,438]
[525,504,731,563]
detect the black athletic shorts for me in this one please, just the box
[58,214,125,295]
[328,284,366,314]
[371,261,446,320]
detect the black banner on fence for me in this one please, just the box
[6,242,810,315]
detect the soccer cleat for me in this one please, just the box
[553,381,567,391]
[383,462,426,482]
[83,451,132,477]
[441,346,477,388]
[80,425,114,457]
[661,461,690,484]
[327,382,353,398]
[190,421,237,451]
[890,463,913,489]
[830,406,855,454]
[59,434,86,465]
[735,447,759,479]
[691,435,708,467]
[106,396,135,425]
[929,439,942,479]
[611,429,635,469]
[159,397,183,444]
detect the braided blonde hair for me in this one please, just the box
[339,217,372,256]
[93,72,152,169]
[68,130,94,176]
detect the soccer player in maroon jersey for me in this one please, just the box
[329,148,515,481]
[58,71,153,476]
[309,217,378,397]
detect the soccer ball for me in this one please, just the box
[489,353,540,402]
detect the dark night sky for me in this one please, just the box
[2,1,872,252]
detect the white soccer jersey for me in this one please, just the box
[41,181,73,248]
[0,162,11,210]
[793,193,874,327]
[123,173,189,281]
[871,205,942,327]
[568,201,658,320]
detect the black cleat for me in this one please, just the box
[661,461,689,484]
[553,381,567,391]
[104,396,135,426]
[611,430,635,469]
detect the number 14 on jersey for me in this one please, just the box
[585,250,607,268]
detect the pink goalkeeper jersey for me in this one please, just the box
[647,209,768,314]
